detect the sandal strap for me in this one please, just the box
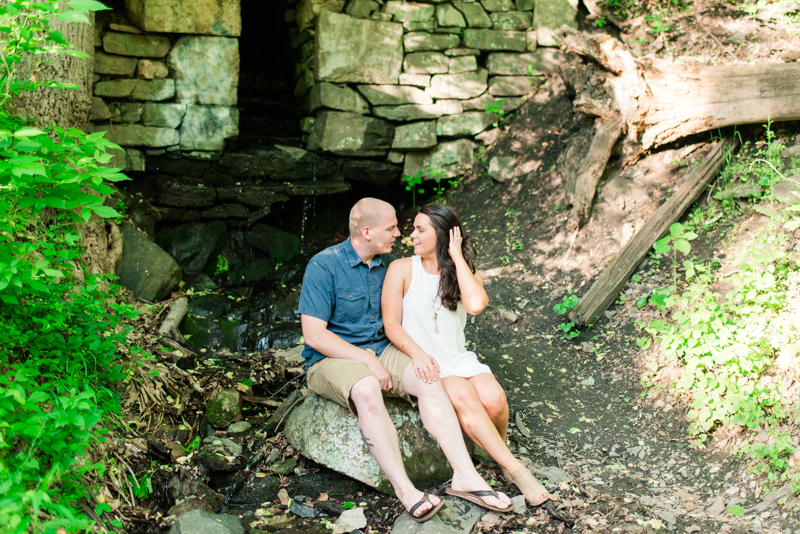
[408,494,432,516]
[464,490,498,498]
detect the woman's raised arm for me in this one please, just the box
[449,227,489,315]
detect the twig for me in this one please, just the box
[168,363,203,394]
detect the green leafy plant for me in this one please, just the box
[485,99,505,127]
[653,222,698,284]
[403,171,425,208]
[214,253,230,275]
[553,293,580,340]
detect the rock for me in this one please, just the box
[94,79,138,98]
[705,495,726,517]
[373,100,463,121]
[453,2,492,28]
[169,36,239,106]
[346,0,379,19]
[289,500,318,518]
[531,465,573,484]
[384,1,435,22]
[339,159,402,185]
[132,79,176,101]
[226,421,252,437]
[334,508,367,534]
[427,69,488,100]
[285,393,453,493]
[518,0,535,9]
[481,0,514,11]
[399,73,431,87]
[511,495,526,514]
[294,69,315,98]
[475,127,501,145]
[108,23,141,34]
[490,11,531,30]
[658,510,677,525]
[284,181,352,196]
[118,103,143,124]
[126,0,241,36]
[297,0,346,32]
[117,222,181,302]
[92,123,179,148]
[202,204,247,219]
[90,97,111,121]
[307,111,394,157]
[103,32,171,57]
[265,389,306,437]
[158,183,217,208]
[270,457,298,475]
[774,179,800,204]
[218,145,337,181]
[143,103,187,128]
[487,49,564,74]
[404,32,461,52]
[436,112,495,137]
[229,475,280,505]
[462,29,527,51]
[168,510,243,534]
[781,143,800,158]
[489,75,540,96]
[404,139,475,179]
[94,51,137,76]
[488,156,516,182]
[393,121,437,150]
[436,4,466,27]
[497,308,518,323]
[248,225,301,262]
[462,93,523,113]
[167,478,224,516]
[527,30,538,50]
[449,56,478,73]
[358,85,433,105]
[391,496,482,534]
[137,59,169,79]
[305,83,370,114]
[207,390,243,429]
[315,11,403,84]
[180,105,239,151]
[533,0,577,46]
[746,483,793,514]
[105,147,146,172]
[404,52,450,74]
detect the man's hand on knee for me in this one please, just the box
[365,357,392,391]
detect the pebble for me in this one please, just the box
[333,508,367,534]
[511,495,527,515]
[705,495,726,517]
[289,500,318,518]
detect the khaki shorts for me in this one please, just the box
[307,344,414,415]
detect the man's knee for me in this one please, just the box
[350,376,385,417]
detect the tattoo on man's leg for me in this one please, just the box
[360,429,374,449]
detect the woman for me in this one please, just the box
[382,205,550,507]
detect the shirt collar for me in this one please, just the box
[343,238,383,268]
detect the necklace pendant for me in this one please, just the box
[433,313,439,333]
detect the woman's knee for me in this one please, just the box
[477,381,507,416]
[444,379,483,412]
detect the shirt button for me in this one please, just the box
[349,295,352,298]
[371,316,374,320]
[370,293,373,297]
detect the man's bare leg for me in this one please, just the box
[349,376,441,517]
[401,364,511,510]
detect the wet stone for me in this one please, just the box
[228,475,279,505]
[203,203,248,219]
[207,390,243,429]
[270,457,298,475]
[289,500,318,518]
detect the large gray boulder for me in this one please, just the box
[315,11,403,84]
[403,139,476,179]
[143,103,187,128]
[168,510,243,534]
[126,0,241,36]
[179,105,239,151]
[307,111,394,156]
[168,36,239,106]
[117,222,181,302]
[285,393,453,493]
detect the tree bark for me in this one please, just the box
[12,14,95,130]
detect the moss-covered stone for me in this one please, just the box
[206,389,242,429]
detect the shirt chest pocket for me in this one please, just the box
[335,287,367,323]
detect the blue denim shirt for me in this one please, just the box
[299,238,394,370]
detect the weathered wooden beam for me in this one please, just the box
[569,138,737,326]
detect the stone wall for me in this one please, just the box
[89,1,241,171]
[290,0,575,179]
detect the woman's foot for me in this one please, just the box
[398,488,442,520]
[451,471,512,511]
[503,465,550,506]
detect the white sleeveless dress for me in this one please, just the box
[402,255,493,379]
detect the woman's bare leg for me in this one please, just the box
[467,373,510,443]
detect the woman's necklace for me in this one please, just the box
[422,258,442,333]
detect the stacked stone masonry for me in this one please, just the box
[90,1,241,171]
[291,0,575,179]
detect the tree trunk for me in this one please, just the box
[12,14,95,130]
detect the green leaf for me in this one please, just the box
[669,222,683,236]
[68,0,113,11]
[342,502,356,510]
[13,128,45,137]
[673,239,691,254]
[90,205,121,218]
[727,504,744,516]
[55,10,91,23]
[653,236,671,254]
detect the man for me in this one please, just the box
[299,198,511,522]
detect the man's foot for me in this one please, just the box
[398,489,443,521]
[451,472,512,511]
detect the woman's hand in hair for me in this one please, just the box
[448,226,465,262]
[411,350,441,384]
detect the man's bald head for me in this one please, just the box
[349,198,395,237]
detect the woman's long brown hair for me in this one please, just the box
[418,204,477,311]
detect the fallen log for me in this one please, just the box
[569,137,737,326]
[158,297,188,342]
[559,27,800,229]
